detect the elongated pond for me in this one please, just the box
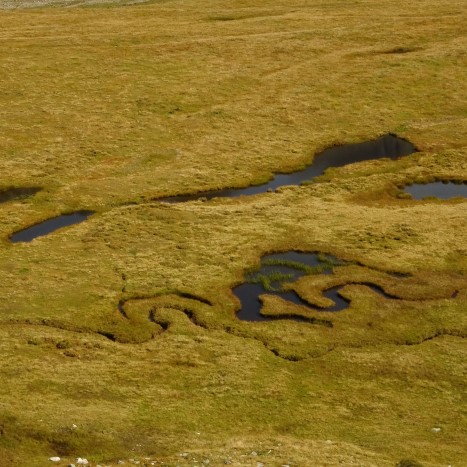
[10,211,94,243]
[161,133,417,202]
[404,181,467,200]
[233,251,398,321]
[7,134,417,242]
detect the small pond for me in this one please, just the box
[233,251,396,321]
[10,211,94,243]
[404,181,467,200]
[160,134,417,202]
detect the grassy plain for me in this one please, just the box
[0,0,466,465]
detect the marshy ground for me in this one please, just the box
[0,0,466,465]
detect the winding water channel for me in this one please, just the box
[233,251,399,321]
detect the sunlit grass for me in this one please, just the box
[0,0,466,465]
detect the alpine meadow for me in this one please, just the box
[0,0,466,466]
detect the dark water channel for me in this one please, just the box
[404,181,467,200]
[233,252,396,321]
[160,134,417,202]
[10,211,94,243]
[7,134,416,242]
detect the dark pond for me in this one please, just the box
[10,211,94,243]
[160,134,417,202]
[0,187,41,203]
[404,181,467,200]
[233,251,397,322]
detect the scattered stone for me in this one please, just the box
[203,460,210,465]
[224,460,232,465]
[118,462,125,465]
[72,424,78,429]
[76,459,89,465]
[180,453,188,457]
[257,463,264,467]
[251,451,258,457]
[431,427,441,433]
[49,457,61,462]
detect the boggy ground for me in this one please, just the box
[0,0,466,465]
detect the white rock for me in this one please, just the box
[251,451,258,457]
[431,427,441,433]
[49,458,61,463]
[257,463,264,467]
[76,459,89,465]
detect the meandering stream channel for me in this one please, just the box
[233,251,400,321]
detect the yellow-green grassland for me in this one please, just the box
[0,0,466,465]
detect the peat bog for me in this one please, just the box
[234,251,401,322]
[0,186,41,203]
[5,134,417,242]
[159,133,417,202]
[10,211,94,243]
[404,181,467,199]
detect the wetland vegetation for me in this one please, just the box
[0,0,466,466]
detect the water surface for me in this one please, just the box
[161,134,417,202]
[404,181,467,200]
[233,251,396,322]
[10,211,94,243]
